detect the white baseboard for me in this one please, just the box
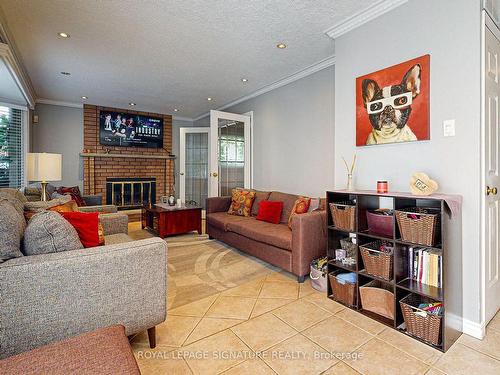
[462,318,486,339]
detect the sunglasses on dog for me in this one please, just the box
[367,92,413,114]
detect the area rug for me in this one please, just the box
[128,224,278,309]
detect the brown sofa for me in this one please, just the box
[206,191,326,282]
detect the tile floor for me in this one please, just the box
[131,271,500,375]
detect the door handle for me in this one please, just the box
[212,172,218,177]
[180,172,184,176]
[487,186,498,195]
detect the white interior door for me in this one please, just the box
[179,127,210,210]
[483,15,500,325]
[209,110,251,197]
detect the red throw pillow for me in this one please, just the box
[57,186,86,207]
[60,212,100,248]
[256,201,283,224]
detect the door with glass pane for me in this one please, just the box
[179,128,209,210]
[209,110,251,197]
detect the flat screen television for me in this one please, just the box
[99,111,163,148]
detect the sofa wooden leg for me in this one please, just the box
[208,235,214,240]
[147,327,156,349]
[297,275,305,283]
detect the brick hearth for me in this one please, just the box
[82,104,174,205]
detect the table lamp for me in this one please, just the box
[27,153,62,201]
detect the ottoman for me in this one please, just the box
[0,325,140,375]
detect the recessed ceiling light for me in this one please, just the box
[81,96,88,100]
[129,102,136,106]
[173,108,179,112]
[241,78,248,83]
[276,43,287,49]
[207,97,213,101]
[58,32,70,38]
[60,71,71,75]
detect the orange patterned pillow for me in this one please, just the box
[98,223,105,245]
[48,200,79,213]
[227,189,256,217]
[288,196,311,229]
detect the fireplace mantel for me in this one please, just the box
[80,153,176,160]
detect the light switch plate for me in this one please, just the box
[443,119,456,137]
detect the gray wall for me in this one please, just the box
[194,66,335,197]
[32,103,83,188]
[334,0,481,324]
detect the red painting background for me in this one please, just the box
[355,55,430,146]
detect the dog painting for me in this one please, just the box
[356,55,430,146]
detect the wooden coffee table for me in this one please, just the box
[142,204,202,237]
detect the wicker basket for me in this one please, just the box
[359,240,394,280]
[360,280,395,320]
[400,294,442,346]
[329,271,357,307]
[330,202,356,231]
[395,207,440,246]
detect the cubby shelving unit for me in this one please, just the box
[326,190,463,352]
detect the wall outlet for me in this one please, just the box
[443,119,456,137]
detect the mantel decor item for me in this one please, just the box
[410,172,439,195]
[342,155,357,191]
[356,54,430,146]
[27,153,62,201]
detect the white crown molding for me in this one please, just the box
[324,0,408,39]
[36,98,83,109]
[193,55,336,121]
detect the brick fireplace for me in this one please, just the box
[82,104,174,207]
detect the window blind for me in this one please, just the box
[0,106,25,188]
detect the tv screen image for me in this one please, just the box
[99,111,163,148]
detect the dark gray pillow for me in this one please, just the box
[23,211,83,255]
[0,200,25,263]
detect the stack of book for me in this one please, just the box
[408,247,442,288]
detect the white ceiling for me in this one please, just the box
[0,0,379,118]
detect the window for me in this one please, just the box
[0,105,25,188]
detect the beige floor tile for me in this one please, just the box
[155,315,201,347]
[182,330,252,375]
[168,294,219,317]
[378,328,442,365]
[184,317,244,345]
[487,311,500,333]
[434,342,500,375]
[273,299,331,331]
[259,281,299,299]
[221,358,275,374]
[459,328,500,360]
[335,308,386,335]
[262,334,338,375]
[251,298,294,318]
[136,355,193,375]
[304,292,345,314]
[322,361,361,374]
[266,271,297,283]
[299,279,317,298]
[231,313,297,351]
[222,278,266,298]
[345,338,429,375]
[206,296,257,320]
[303,315,372,354]
[424,368,446,375]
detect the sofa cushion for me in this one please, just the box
[23,211,84,255]
[226,217,292,250]
[288,197,311,229]
[256,200,283,224]
[0,200,25,263]
[268,191,299,224]
[0,188,26,216]
[251,190,271,216]
[207,212,248,231]
[24,195,72,213]
[61,212,100,248]
[228,189,256,217]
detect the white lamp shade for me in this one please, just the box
[27,153,62,182]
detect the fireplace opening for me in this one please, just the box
[106,177,156,210]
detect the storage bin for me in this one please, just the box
[330,202,356,231]
[359,240,394,280]
[395,207,440,246]
[366,210,394,238]
[329,271,357,307]
[400,294,442,346]
[359,280,395,320]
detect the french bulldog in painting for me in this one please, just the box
[362,64,421,145]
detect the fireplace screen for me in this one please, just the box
[106,177,156,209]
